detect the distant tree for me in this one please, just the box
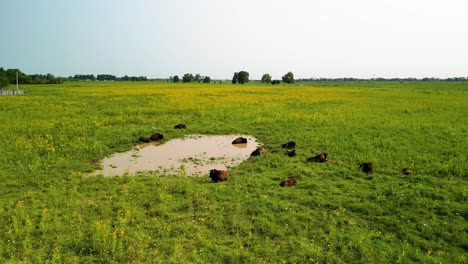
[6,69,32,84]
[6,69,16,84]
[127,76,147,81]
[194,73,202,83]
[282,72,295,84]
[0,76,9,87]
[0,68,8,88]
[237,71,249,84]
[203,76,211,83]
[43,73,64,84]
[182,73,193,83]
[271,80,281,85]
[173,75,180,83]
[261,73,272,84]
[97,74,117,81]
[73,74,96,81]
[232,72,238,84]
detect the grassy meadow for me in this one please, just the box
[0,81,467,263]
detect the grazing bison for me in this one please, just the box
[174,123,186,129]
[209,169,229,183]
[251,146,266,156]
[285,149,296,157]
[138,137,151,143]
[281,141,296,149]
[360,162,373,173]
[232,137,248,144]
[402,168,415,175]
[149,133,164,141]
[307,152,328,162]
[280,176,297,187]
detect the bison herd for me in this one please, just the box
[247,140,415,186]
[138,125,415,186]
[138,133,164,143]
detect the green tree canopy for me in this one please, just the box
[282,72,295,84]
[0,68,9,88]
[173,75,180,83]
[261,73,272,83]
[232,72,238,84]
[182,73,194,83]
[237,71,249,84]
[194,74,202,83]
[6,69,32,84]
[203,76,211,83]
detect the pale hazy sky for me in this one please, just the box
[1,0,467,79]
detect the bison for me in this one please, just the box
[174,123,186,129]
[402,168,415,175]
[281,141,296,149]
[251,146,266,156]
[209,169,229,183]
[149,133,164,141]
[280,176,297,187]
[307,152,328,162]
[138,137,151,143]
[359,162,373,174]
[232,137,248,144]
[285,149,296,157]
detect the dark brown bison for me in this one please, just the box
[174,123,186,129]
[285,149,296,157]
[149,133,164,141]
[281,141,296,149]
[280,176,297,187]
[360,162,373,173]
[251,146,266,156]
[402,168,415,175]
[232,137,248,144]
[209,169,229,183]
[251,148,261,156]
[138,137,151,143]
[307,152,328,162]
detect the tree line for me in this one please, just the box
[2,66,465,89]
[169,71,296,85]
[0,68,64,88]
[232,71,295,85]
[0,67,153,88]
[298,77,468,82]
[69,74,148,81]
[169,73,211,83]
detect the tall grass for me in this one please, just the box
[0,81,466,263]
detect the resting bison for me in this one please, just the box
[174,123,186,129]
[150,133,164,141]
[307,152,328,162]
[402,168,415,175]
[232,137,248,144]
[281,141,296,149]
[285,149,296,157]
[251,146,266,156]
[209,169,229,183]
[360,162,373,173]
[280,176,297,187]
[138,137,151,143]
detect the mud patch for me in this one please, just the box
[91,134,260,177]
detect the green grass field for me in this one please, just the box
[0,81,467,263]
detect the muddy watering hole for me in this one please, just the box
[92,134,260,177]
